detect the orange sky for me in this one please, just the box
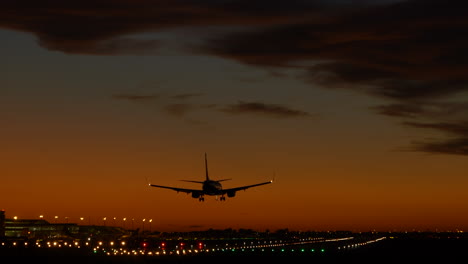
[2,0,468,232]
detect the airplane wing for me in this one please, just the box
[148,184,201,194]
[221,180,273,194]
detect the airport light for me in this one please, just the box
[13,216,17,220]
[39,215,44,219]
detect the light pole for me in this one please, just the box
[103,217,107,226]
[149,219,152,232]
[54,216,58,223]
[142,219,146,231]
[123,218,126,229]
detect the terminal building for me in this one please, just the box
[0,210,128,240]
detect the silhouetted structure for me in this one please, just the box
[0,210,129,241]
[4,218,78,238]
[0,210,5,237]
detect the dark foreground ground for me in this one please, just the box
[2,237,467,263]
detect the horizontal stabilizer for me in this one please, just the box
[181,180,205,184]
[216,178,232,182]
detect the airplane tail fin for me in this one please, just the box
[205,153,210,181]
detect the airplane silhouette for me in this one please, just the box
[148,153,273,201]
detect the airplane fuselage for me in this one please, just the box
[202,180,223,195]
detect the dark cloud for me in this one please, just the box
[203,0,468,155]
[4,0,468,154]
[404,122,468,137]
[372,104,424,118]
[372,102,468,120]
[410,138,468,156]
[38,37,163,55]
[221,101,311,118]
[0,0,344,55]
[373,102,468,154]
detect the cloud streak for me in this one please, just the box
[112,93,311,120]
[220,101,311,119]
[112,94,160,101]
[169,93,204,100]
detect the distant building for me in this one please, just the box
[4,218,79,239]
[0,210,129,241]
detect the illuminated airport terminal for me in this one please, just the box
[0,210,127,240]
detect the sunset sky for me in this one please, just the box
[1,0,468,232]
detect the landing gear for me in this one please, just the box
[220,196,226,201]
[199,197,205,202]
